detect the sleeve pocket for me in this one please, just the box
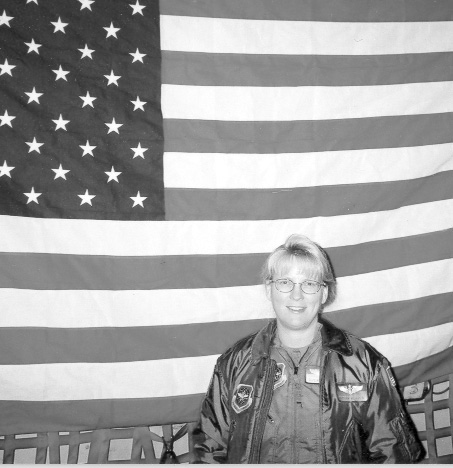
[389,413,423,463]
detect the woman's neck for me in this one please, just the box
[277,320,319,348]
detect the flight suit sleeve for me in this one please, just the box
[193,364,231,463]
[364,358,423,463]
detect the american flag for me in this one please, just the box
[0,0,452,435]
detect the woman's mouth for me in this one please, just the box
[287,306,305,312]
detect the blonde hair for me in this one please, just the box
[261,234,337,305]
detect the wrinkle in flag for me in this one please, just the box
[0,0,452,435]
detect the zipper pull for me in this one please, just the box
[294,366,299,375]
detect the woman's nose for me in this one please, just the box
[290,283,303,300]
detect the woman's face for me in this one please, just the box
[265,260,328,333]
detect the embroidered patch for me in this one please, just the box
[274,363,287,390]
[232,384,254,414]
[337,383,368,402]
[305,366,320,384]
[385,365,397,387]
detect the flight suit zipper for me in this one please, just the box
[248,359,276,464]
[319,350,330,464]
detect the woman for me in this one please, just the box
[194,234,422,463]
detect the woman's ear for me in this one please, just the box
[321,285,328,305]
[265,281,272,301]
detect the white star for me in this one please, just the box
[25,87,43,104]
[0,59,16,76]
[0,160,14,178]
[78,44,94,59]
[105,118,123,134]
[0,10,13,27]
[79,140,96,156]
[52,164,70,180]
[24,187,41,204]
[51,17,68,33]
[0,110,15,127]
[104,70,121,86]
[79,91,96,108]
[26,137,44,154]
[105,166,122,183]
[78,0,94,10]
[129,48,146,63]
[78,189,96,206]
[130,191,147,208]
[25,38,41,54]
[104,22,120,38]
[53,65,69,81]
[130,142,148,159]
[130,0,145,15]
[131,96,147,111]
[52,114,69,131]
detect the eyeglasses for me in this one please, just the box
[271,278,326,294]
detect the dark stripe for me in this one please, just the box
[165,171,453,221]
[1,229,451,289]
[325,292,453,338]
[163,51,453,87]
[0,320,267,364]
[163,113,453,154]
[161,0,453,22]
[394,347,453,387]
[1,293,451,364]
[327,229,453,278]
[0,394,203,436]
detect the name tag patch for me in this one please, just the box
[274,363,287,390]
[305,366,320,384]
[232,384,254,414]
[337,383,368,402]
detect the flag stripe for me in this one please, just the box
[164,143,453,189]
[163,82,453,121]
[364,322,453,367]
[0,355,218,401]
[1,230,452,290]
[1,323,452,402]
[0,320,267,365]
[165,171,453,221]
[160,16,453,55]
[162,51,453,87]
[161,0,453,22]
[396,347,453,387]
[2,200,452,255]
[326,293,453,337]
[331,259,453,312]
[1,260,452,328]
[2,293,451,365]
[163,113,453,153]
[0,395,204,436]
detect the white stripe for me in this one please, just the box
[164,143,453,189]
[325,259,453,313]
[162,82,453,121]
[1,260,452,328]
[161,16,453,55]
[1,199,452,256]
[365,322,453,367]
[0,355,218,401]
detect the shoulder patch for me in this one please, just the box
[274,363,287,390]
[337,383,368,402]
[385,365,397,387]
[232,384,254,414]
